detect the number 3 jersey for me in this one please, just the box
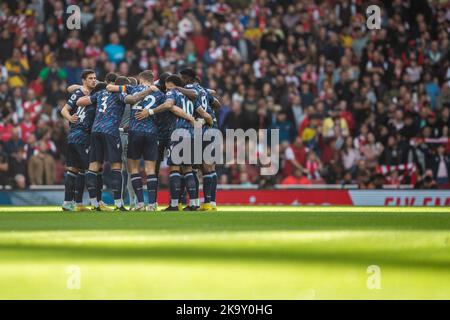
[125,85,166,135]
[66,88,96,145]
[90,90,127,137]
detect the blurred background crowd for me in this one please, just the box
[0,0,449,190]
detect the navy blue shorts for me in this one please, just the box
[66,142,89,169]
[158,138,170,161]
[89,132,122,164]
[127,131,158,161]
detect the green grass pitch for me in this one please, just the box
[0,206,449,299]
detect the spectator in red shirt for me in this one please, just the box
[19,113,36,142]
[283,136,308,177]
[338,100,355,132]
[21,89,42,123]
[281,168,312,185]
[0,121,14,143]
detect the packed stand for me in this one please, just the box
[0,0,449,190]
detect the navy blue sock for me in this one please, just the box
[179,175,187,204]
[155,174,159,203]
[111,169,123,204]
[184,171,198,205]
[96,170,103,202]
[193,170,200,198]
[74,171,85,204]
[146,174,158,205]
[203,172,213,204]
[211,171,217,202]
[85,170,98,203]
[169,171,181,206]
[131,173,144,204]
[64,170,77,202]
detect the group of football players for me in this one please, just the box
[60,68,220,212]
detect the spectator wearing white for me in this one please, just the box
[341,136,360,174]
[433,145,450,186]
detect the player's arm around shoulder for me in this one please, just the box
[67,84,82,94]
[195,106,213,126]
[106,84,126,93]
[76,95,93,107]
[175,85,198,101]
[171,105,197,126]
[134,96,172,121]
[211,97,221,111]
[124,86,154,105]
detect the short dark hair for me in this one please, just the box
[128,77,138,86]
[165,74,183,87]
[91,82,107,94]
[156,72,171,91]
[81,69,96,80]
[104,72,118,84]
[159,72,171,83]
[115,76,131,85]
[179,67,196,81]
[138,70,154,83]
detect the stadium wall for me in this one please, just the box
[0,189,449,206]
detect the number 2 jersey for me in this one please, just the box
[124,85,166,135]
[90,90,127,137]
[66,88,96,145]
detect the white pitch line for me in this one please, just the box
[0,206,449,213]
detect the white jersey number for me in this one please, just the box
[99,95,108,113]
[181,97,194,115]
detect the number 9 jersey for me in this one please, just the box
[186,83,218,130]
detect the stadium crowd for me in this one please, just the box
[0,0,449,190]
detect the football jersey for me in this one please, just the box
[151,85,176,141]
[90,90,127,137]
[165,89,195,133]
[186,83,218,128]
[66,89,96,144]
[127,85,166,135]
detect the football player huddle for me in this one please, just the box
[60,68,220,212]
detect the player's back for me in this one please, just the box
[188,83,218,127]
[166,89,195,131]
[129,86,166,135]
[156,105,177,142]
[91,89,127,136]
